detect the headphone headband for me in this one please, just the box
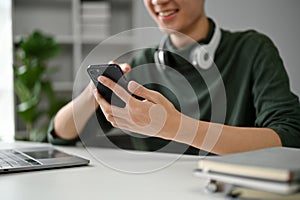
[155,21,221,70]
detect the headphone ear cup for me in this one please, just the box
[163,50,172,66]
[155,49,172,67]
[191,45,213,70]
[155,49,168,70]
[155,49,165,65]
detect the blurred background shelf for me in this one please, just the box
[12,0,141,134]
[12,0,136,94]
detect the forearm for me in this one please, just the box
[95,78,283,155]
[170,115,282,155]
[199,121,282,155]
[54,83,98,140]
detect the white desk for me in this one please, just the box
[0,142,226,200]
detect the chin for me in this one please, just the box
[158,25,178,34]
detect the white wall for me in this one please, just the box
[0,0,15,142]
[133,0,300,98]
[205,0,300,98]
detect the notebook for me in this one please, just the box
[197,147,300,182]
[195,147,300,195]
[194,169,300,194]
[0,146,89,173]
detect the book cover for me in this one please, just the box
[198,147,300,182]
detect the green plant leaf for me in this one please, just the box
[17,97,39,124]
[14,79,32,102]
[19,31,61,61]
[13,30,66,141]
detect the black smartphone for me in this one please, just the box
[87,64,128,107]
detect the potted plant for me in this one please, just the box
[14,31,66,142]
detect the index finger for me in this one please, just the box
[99,75,132,105]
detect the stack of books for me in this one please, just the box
[194,147,300,199]
[81,1,111,41]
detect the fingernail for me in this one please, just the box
[98,76,105,83]
[128,81,138,92]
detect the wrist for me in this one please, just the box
[81,82,99,110]
[160,110,181,140]
[169,113,202,147]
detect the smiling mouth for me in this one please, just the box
[157,9,179,17]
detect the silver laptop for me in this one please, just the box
[0,146,89,173]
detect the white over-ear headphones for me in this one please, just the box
[154,22,221,70]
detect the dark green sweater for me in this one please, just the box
[48,21,300,154]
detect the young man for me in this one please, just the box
[49,0,300,155]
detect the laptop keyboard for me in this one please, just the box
[0,150,41,169]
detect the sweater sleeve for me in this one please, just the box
[47,117,80,146]
[251,33,300,147]
[47,108,114,146]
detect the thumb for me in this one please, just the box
[128,81,162,104]
[119,63,131,74]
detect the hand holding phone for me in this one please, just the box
[87,63,142,107]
